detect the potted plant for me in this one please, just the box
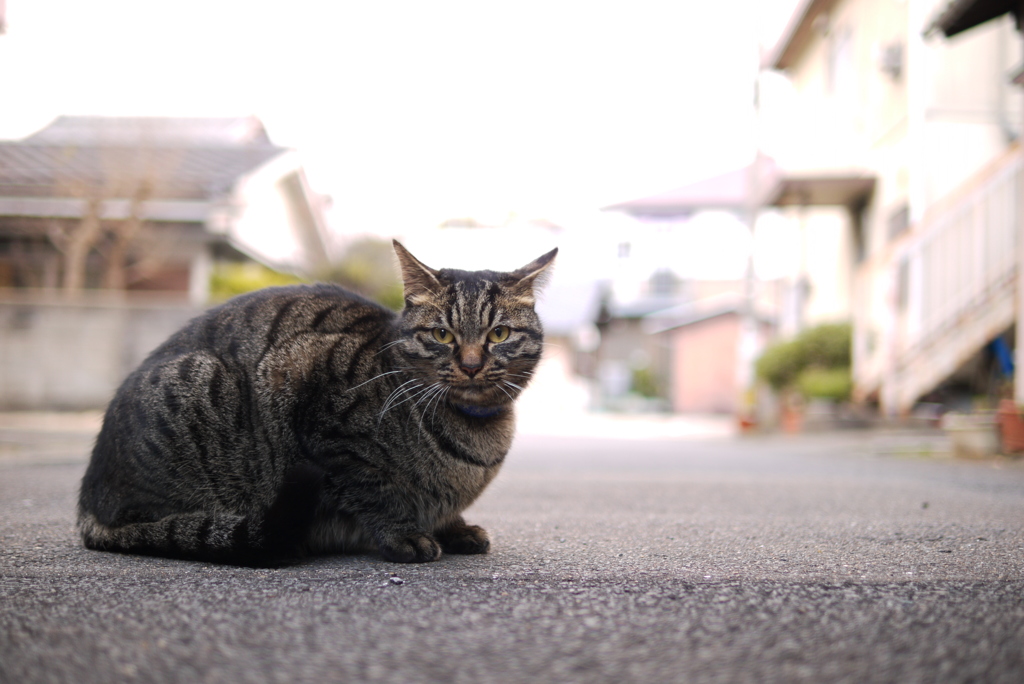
[755,324,853,433]
[997,399,1024,453]
[944,406,1000,459]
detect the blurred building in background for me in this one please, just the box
[601,165,788,414]
[760,0,1024,416]
[593,290,775,414]
[0,115,331,303]
[0,116,332,409]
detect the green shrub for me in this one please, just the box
[318,238,404,311]
[631,366,660,398]
[756,323,853,398]
[796,367,852,401]
[209,239,406,311]
[755,338,804,391]
[799,323,852,368]
[210,262,306,301]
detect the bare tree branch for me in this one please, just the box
[102,182,151,290]
[62,197,104,292]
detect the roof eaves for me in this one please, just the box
[0,196,211,222]
[602,159,780,217]
[643,306,739,335]
[24,115,273,147]
[925,0,1018,39]
[762,0,841,71]
[0,142,287,202]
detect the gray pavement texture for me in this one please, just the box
[2,421,1024,684]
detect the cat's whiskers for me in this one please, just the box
[412,382,444,409]
[495,383,515,402]
[504,371,534,380]
[414,383,448,438]
[346,369,410,392]
[381,376,420,400]
[389,382,453,437]
[409,382,437,434]
[410,382,446,426]
[379,381,444,421]
[430,386,450,427]
[378,378,423,418]
[374,339,407,355]
[376,386,424,432]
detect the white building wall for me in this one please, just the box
[763,0,1023,402]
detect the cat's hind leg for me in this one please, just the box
[78,509,273,566]
[78,462,325,567]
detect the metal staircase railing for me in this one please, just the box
[881,147,1021,413]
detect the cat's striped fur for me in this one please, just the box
[78,241,556,565]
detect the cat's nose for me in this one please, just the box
[461,360,483,377]
[460,350,484,377]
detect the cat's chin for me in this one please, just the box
[448,385,512,408]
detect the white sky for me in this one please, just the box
[0,0,799,239]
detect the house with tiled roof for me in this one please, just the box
[0,115,331,302]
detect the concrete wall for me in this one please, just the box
[0,292,203,410]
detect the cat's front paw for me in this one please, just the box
[435,522,490,555]
[377,532,442,563]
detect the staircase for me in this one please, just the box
[863,146,1021,414]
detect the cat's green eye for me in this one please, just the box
[432,328,455,344]
[488,326,510,343]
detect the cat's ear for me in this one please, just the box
[508,247,558,306]
[393,241,442,305]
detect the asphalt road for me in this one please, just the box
[2,420,1023,683]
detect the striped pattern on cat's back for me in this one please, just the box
[78,243,557,565]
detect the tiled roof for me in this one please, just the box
[0,116,285,202]
[25,115,272,147]
[0,144,284,201]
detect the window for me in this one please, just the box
[827,26,854,98]
[888,203,909,241]
[896,257,909,312]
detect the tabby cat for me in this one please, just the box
[78,241,556,565]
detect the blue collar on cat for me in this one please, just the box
[453,403,506,418]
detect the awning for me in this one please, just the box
[767,175,876,209]
[927,0,1020,38]
[604,162,874,218]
